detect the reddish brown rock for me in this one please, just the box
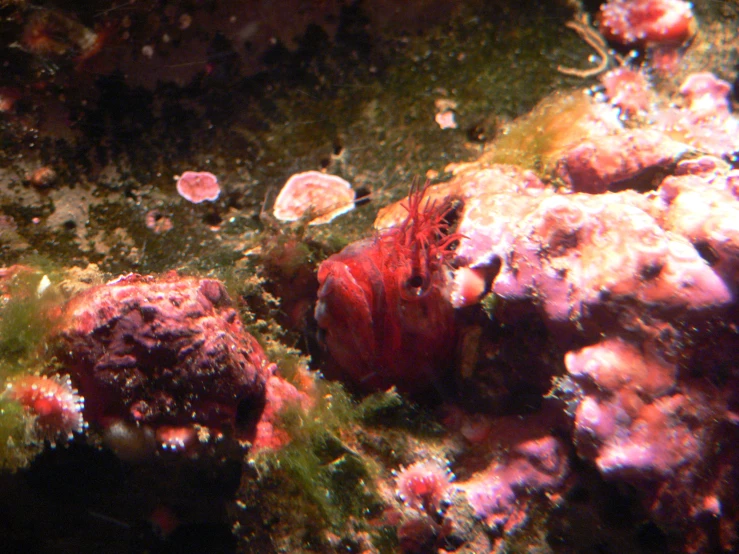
[49,272,274,437]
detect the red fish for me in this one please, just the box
[315,184,459,396]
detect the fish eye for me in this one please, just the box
[403,273,432,299]
[406,274,425,289]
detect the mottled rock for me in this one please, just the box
[49,272,274,437]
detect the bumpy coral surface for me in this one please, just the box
[599,0,696,47]
[49,273,274,437]
[599,67,654,117]
[368,88,739,549]
[395,459,455,514]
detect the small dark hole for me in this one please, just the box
[319,157,331,169]
[466,122,487,143]
[406,275,424,289]
[235,392,266,432]
[63,220,77,231]
[466,117,497,144]
[203,212,222,227]
[640,261,663,280]
[440,198,463,232]
[333,142,344,156]
[694,240,720,266]
[354,186,371,206]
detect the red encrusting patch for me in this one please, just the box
[395,459,455,514]
[5,374,85,443]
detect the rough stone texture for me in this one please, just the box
[554,129,688,193]
[49,272,274,436]
[372,133,739,549]
[564,335,738,550]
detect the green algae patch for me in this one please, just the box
[242,380,383,550]
[480,91,601,178]
[0,396,41,470]
[0,267,60,368]
[358,389,445,438]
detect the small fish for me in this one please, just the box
[315,183,460,396]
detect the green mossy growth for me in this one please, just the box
[0,396,40,470]
[480,291,500,320]
[0,269,58,369]
[481,91,597,178]
[254,380,382,532]
[0,266,68,471]
[357,389,445,437]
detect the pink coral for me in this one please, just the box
[599,0,696,47]
[395,459,455,514]
[48,273,274,438]
[461,435,567,531]
[273,170,355,225]
[655,73,739,158]
[4,374,85,443]
[679,72,732,120]
[599,66,654,117]
[555,128,688,193]
[659,171,739,294]
[563,333,738,551]
[491,189,732,332]
[566,338,683,471]
[251,373,313,452]
[176,170,220,203]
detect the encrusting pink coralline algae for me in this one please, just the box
[318,55,739,553]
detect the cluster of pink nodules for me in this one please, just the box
[461,435,567,531]
[573,70,738,193]
[599,0,695,47]
[434,405,569,540]
[375,69,739,544]
[604,66,738,151]
[470,151,736,545]
[565,335,736,531]
[395,460,455,514]
[599,67,654,117]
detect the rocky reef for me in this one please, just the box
[0,0,738,553]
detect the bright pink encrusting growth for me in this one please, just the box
[599,0,696,47]
[5,374,86,443]
[395,459,455,514]
[678,72,732,120]
[599,67,654,117]
[273,170,355,225]
[176,170,220,203]
[555,128,688,193]
[654,72,739,158]
[460,435,568,531]
[251,373,314,452]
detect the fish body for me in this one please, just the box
[315,187,458,395]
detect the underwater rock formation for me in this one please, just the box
[49,272,274,438]
[364,92,739,550]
